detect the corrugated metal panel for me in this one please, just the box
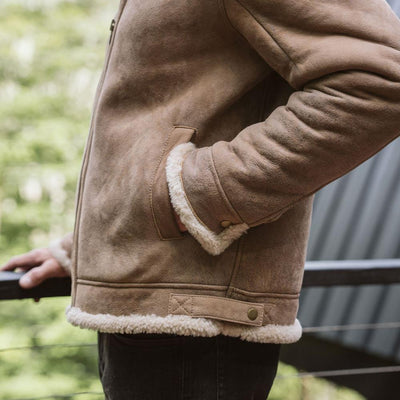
[307,140,400,261]
[299,133,400,360]
[388,0,400,15]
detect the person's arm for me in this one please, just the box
[166,0,400,255]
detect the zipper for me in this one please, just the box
[70,0,128,304]
[109,19,116,44]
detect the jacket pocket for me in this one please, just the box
[150,125,197,240]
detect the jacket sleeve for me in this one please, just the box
[48,232,73,274]
[166,0,400,256]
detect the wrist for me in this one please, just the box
[173,209,188,232]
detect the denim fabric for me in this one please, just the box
[97,332,281,400]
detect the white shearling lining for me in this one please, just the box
[165,142,249,256]
[66,306,302,344]
[48,237,72,274]
[223,318,302,343]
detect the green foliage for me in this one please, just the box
[0,1,115,398]
[0,0,115,255]
[0,298,102,399]
[0,1,366,399]
[269,363,365,400]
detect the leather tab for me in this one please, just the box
[168,294,264,326]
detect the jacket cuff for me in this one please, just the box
[48,232,73,275]
[165,142,249,256]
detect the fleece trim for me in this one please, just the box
[165,142,249,256]
[65,306,302,344]
[48,237,72,274]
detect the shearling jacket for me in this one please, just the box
[48,0,400,343]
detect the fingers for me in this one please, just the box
[0,248,47,272]
[19,258,68,289]
[173,209,188,232]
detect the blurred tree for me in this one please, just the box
[0,1,115,398]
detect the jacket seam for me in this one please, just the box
[209,146,245,223]
[76,279,228,290]
[149,126,175,240]
[150,125,195,241]
[231,287,299,299]
[249,206,290,226]
[227,0,299,74]
[172,293,265,306]
[226,235,245,297]
[71,0,128,305]
[178,153,216,231]
[76,279,299,298]
[218,0,253,48]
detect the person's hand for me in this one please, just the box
[173,209,188,232]
[0,247,69,289]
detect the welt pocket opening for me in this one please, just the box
[150,125,197,240]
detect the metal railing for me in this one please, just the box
[2,259,400,300]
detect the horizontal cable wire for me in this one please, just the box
[303,321,400,333]
[277,365,400,379]
[8,392,103,400]
[1,321,400,352]
[0,343,96,353]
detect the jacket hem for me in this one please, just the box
[65,306,302,344]
[165,142,249,256]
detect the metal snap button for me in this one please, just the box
[247,308,258,321]
[220,220,232,228]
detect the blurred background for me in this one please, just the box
[0,1,115,398]
[0,1,399,399]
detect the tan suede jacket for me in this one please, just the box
[48,0,400,343]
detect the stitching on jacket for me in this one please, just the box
[209,146,245,223]
[75,280,299,298]
[77,279,228,291]
[168,294,265,325]
[149,126,173,239]
[226,235,245,297]
[71,0,129,304]
[177,293,264,306]
[231,0,298,73]
[218,0,252,48]
[169,296,192,315]
[149,126,184,240]
[232,287,299,299]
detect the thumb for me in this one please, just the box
[19,258,62,289]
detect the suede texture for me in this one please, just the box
[55,0,400,343]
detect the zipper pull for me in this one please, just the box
[109,19,116,43]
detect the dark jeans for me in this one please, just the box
[97,332,281,400]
